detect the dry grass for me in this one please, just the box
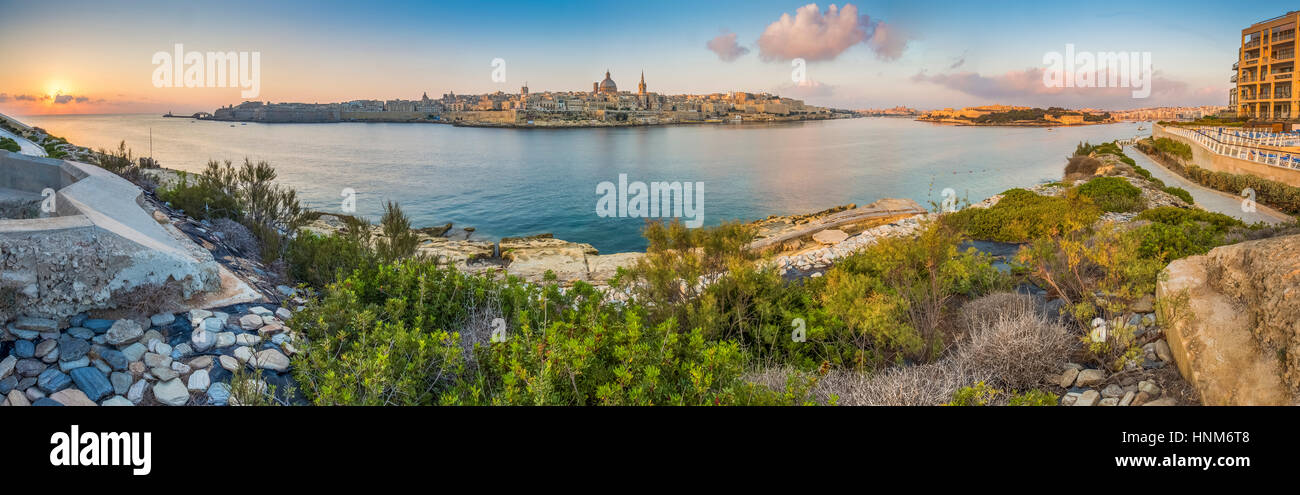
[743,292,1077,405]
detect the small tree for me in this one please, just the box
[375,200,419,263]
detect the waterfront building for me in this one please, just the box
[1236,11,1299,120]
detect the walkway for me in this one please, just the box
[1128,145,1292,225]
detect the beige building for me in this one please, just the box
[1236,11,1298,120]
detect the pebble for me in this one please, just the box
[1154,339,1173,362]
[58,357,90,372]
[202,317,224,333]
[100,349,128,371]
[1101,384,1124,398]
[187,369,210,391]
[127,380,147,403]
[216,332,236,348]
[143,352,171,368]
[1074,369,1106,387]
[110,372,133,395]
[1138,380,1162,396]
[219,355,240,372]
[57,335,90,362]
[105,319,144,346]
[187,356,213,370]
[101,396,133,406]
[33,339,57,358]
[37,368,72,394]
[1119,391,1136,406]
[69,367,112,401]
[191,328,216,351]
[206,382,231,406]
[121,343,148,362]
[67,327,94,340]
[40,347,59,363]
[1074,390,1101,406]
[152,379,190,406]
[151,367,178,382]
[50,388,98,406]
[17,358,46,377]
[150,313,176,328]
[275,307,293,320]
[13,340,35,359]
[236,334,261,346]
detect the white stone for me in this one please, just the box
[252,348,290,372]
[215,332,236,348]
[127,380,147,403]
[187,369,210,392]
[191,328,216,351]
[152,379,190,406]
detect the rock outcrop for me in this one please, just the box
[1157,233,1300,405]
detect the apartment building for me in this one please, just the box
[1237,11,1299,120]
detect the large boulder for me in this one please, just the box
[1157,234,1300,405]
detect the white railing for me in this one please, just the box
[1160,125,1300,170]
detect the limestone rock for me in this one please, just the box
[1157,234,1299,405]
[1075,369,1106,388]
[105,319,143,346]
[152,379,189,406]
[811,229,849,245]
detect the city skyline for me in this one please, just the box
[1,0,1294,115]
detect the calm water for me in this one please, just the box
[21,114,1147,252]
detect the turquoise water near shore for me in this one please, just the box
[21,114,1147,252]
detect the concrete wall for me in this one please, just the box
[1154,125,1300,186]
[0,151,222,319]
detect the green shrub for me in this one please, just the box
[1151,137,1193,161]
[1008,389,1058,406]
[289,260,752,405]
[157,171,242,220]
[947,381,1000,406]
[0,137,19,153]
[1134,206,1243,230]
[943,188,1100,242]
[375,200,419,263]
[285,229,375,288]
[1130,207,1243,262]
[1160,186,1192,204]
[1075,176,1145,213]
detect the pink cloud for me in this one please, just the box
[706,31,751,62]
[756,3,910,62]
[910,67,1218,109]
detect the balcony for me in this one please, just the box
[1247,40,1262,49]
[1276,31,1297,42]
[1276,72,1294,80]
[1232,74,1239,83]
[1276,51,1296,60]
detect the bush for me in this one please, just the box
[1151,137,1193,161]
[157,171,242,220]
[1162,186,1193,204]
[289,260,752,405]
[1075,176,1145,213]
[1130,207,1242,262]
[374,200,419,263]
[947,381,1000,406]
[1008,389,1058,406]
[0,137,19,153]
[957,292,1073,391]
[285,229,375,288]
[944,188,1100,242]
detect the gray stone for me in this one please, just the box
[187,355,213,370]
[191,328,216,351]
[249,306,272,316]
[141,330,164,348]
[150,313,176,328]
[202,317,224,333]
[6,389,30,406]
[100,349,128,371]
[69,367,112,401]
[101,396,133,406]
[92,359,112,375]
[151,367,178,382]
[0,375,15,395]
[37,368,72,394]
[151,341,172,356]
[275,307,292,320]
[238,314,263,330]
[34,339,57,358]
[235,333,260,346]
[1075,369,1106,387]
[1099,397,1119,406]
[41,347,59,363]
[1119,391,1136,406]
[215,332,236,348]
[1154,339,1173,363]
[13,316,58,333]
[1101,384,1125,399]
[7,325,39,340]
[252,348,290,372]
[152,379,190,406]
[1138,380,1162,396]
[171,343,192,359]
[188,309,213,323]
[57,335,90,362]
[1074,389,1101,406]
[127,380,147,403]
[206,382,230,406]
[121,342,148,362]
[110,372,133,395]
[105,319,144,346]
[16,358,46,377]
[170,361,191,374]
[187,369,210,391]
[143,352,171,368]
[219,355,240,372]
[233,346,253,363]
[58,357,90,372]
[66,327,94,340]
[26,387,46,401]
[0,356,15,381]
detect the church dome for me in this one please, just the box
[599,71,617,93]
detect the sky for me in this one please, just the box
[0,0,1294,115]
